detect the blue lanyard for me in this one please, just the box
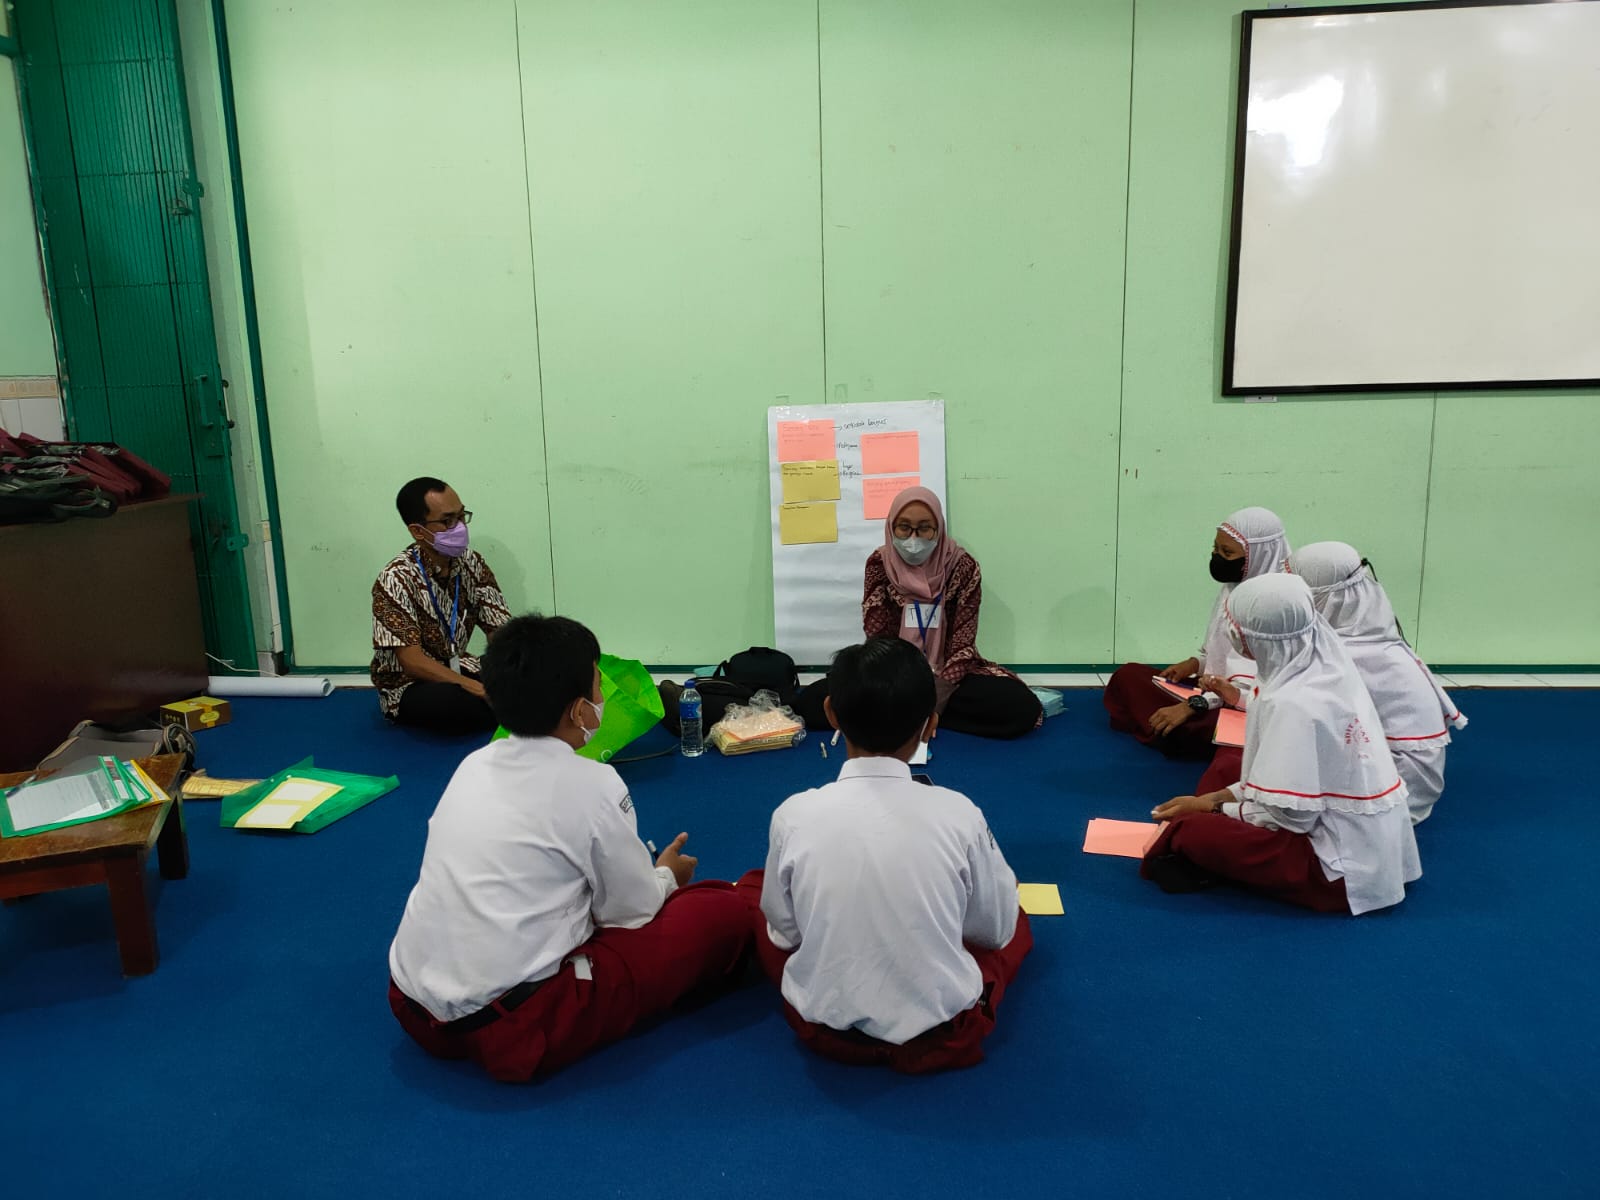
[412,548,461,650]
[912,595,942,644]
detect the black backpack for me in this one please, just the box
[714,647,800,707]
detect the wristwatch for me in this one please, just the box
[1186,695,1209,714]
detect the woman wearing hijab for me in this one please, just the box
[1288,542,1466,824]
[1141,574,1421,915]
[795,487,1042,739]
[1102,507,1292,766]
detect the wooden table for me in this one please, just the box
[0,754,189,975]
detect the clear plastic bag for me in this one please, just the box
[707,689,806,756]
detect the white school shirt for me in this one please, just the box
[389,735,675,1021]
[760,757,1019,1045]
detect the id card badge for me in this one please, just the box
[903,603,942,630]
[449,653,462,673]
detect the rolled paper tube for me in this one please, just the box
[204,675,335,698]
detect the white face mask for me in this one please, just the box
[577,697,604,745]
[893,535,938,566]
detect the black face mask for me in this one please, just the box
[1209,552,1246,583]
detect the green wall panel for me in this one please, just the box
[517,0,824,661]
[226,0,555,666]
[819,0,1133,665]
[1421,392,1600,663]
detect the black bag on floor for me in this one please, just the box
[658,647,801,736]
[714,647,800,707]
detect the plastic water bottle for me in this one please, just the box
[679,678,704,758]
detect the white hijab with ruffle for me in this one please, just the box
[1198,506,1292,689]
[1288,541,1466,745]
[1227,574,1420,914]
[1228,574,1404,813]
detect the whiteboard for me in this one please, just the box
[1225,1,1600,393]
[768,401,947,666]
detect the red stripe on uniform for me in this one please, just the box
[1241,778,1404,802]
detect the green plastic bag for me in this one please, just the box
[220,757,399,833]
[492,653,663,764]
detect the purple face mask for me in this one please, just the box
[429,522,470,558]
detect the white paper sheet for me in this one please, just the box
[5,773,119,832]
[769,401,947,665]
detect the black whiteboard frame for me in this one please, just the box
[1221,0,1600,396]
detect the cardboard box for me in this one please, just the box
[160,695,232,732]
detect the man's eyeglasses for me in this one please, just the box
[892,521,937,539]
[423,510,473,530]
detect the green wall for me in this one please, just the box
[0,14,56,379]
[200,0,1600,666]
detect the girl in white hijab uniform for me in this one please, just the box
[1103,507,1292,764]
[1288,542,1465,823]
[1144,574,1422,915]
[1194,506,1293,707]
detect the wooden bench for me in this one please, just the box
[0,754,189,975]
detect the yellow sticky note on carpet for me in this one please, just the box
[779,501,838,545]
[1018,883,1064,916]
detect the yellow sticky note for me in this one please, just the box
[779,501,838,546]
[781,459,841,504]
[1018,883,1064,916]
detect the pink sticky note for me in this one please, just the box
[1083,818,1164,859]
[860,430,920,475]
[777,419,836,463]
[863,475,921,521]
[1213,707,1246,748]
[1152,676,1202,702]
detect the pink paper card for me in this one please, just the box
[860,430,920,475]
[1153,677,1202,701]
[777,419,837,463]
[1213,707,1246,748]
[863,474,921,520]
[1082,818,1164,859]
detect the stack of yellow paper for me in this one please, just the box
[708,709,805,756]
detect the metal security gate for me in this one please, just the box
[12,0,255,666]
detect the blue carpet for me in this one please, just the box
[3,687,1594,1198]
